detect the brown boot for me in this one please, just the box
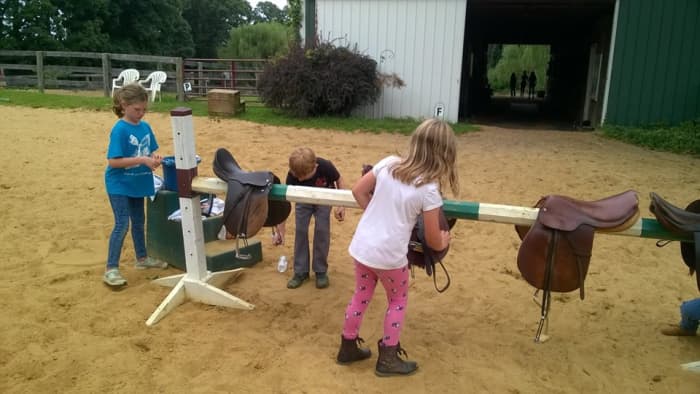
[375,340,418,377]
[661,325,696,336]
[336,335,372,364]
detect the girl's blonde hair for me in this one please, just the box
[112,83,148,117]
[391,118,459,197]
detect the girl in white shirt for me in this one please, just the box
[336,118,459,377]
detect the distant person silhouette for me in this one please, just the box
[528,71,537,99]
[520,71,527,97]
[510,72,517,97]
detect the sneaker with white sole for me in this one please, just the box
[103,268,127,286]
[135,257,168,270]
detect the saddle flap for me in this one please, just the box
[517,222,594,293]
[222,182,270,239]
[264,174,292,227]
[407,209,455,270]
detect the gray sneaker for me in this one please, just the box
[135,257,168,270]
[103,268,127,286]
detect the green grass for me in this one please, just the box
[0,88,476,135]
[601,121,700,156]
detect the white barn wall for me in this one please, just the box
[312,0,467,123]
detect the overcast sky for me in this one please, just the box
[247,0,288,9]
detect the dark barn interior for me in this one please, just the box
[460,0,616,128]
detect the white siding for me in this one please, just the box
[310,0,467,123]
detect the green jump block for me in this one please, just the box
[146,190,263,271]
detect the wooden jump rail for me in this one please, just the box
[146,107,689,326]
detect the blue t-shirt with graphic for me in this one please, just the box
[105,119,159,197]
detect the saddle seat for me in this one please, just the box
[649,192,700,234]
[536,190,640,232]
[213,148,291,243]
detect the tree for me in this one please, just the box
[487,44,503,69]
[487,45,550,92]
[219,22,288,59]
[103,0,194,56]
[183,0,252,58]
[251,1,286,24]
[52,0,110,52]
[286,0,301,43]
[0,0,65,50]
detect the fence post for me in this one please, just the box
[35,51,44,93]
[197,61,203,96]
[176,57,184,101]
[101,53,111,97]
[230,61,236,90]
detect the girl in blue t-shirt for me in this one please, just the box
[103,84,166,287]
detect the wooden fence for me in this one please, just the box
[0,50,269,101]
[183,58,267,102]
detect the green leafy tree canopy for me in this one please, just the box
[183,0,252,58]
[251,1,287,24]
[487,44,550,92]
[219,22,289,59]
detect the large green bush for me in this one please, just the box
[257,43,381,117]
[218,22,290,59]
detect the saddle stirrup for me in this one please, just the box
[234,236,252,260]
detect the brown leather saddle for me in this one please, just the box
[213,148,291,257]
[407,209,457,293]
[649,192,700,291]
[515,190,639,342]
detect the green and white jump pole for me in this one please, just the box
[146,107,687,326]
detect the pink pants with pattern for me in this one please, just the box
[342,259,409,346]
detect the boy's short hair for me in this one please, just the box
[289,147,316,178]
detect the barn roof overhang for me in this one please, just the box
[468,0,616,44]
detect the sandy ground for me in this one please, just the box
[0,105,699,393]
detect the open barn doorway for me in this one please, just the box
[459,0,616,129]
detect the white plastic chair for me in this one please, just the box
[139,71,167,102]
[111,68,140,97]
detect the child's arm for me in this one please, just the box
[352,171,376,210]
[334,176,346,221]
[108,155,161,170]
[422,207,450,251]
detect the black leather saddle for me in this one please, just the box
[213,148,291,257]
[649,192,700,291]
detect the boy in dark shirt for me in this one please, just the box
[276,147,346,289]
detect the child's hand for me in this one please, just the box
[439,230,451,251]
[334,207,345,221]
[271,225,285,246]
[143,156,161,170]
